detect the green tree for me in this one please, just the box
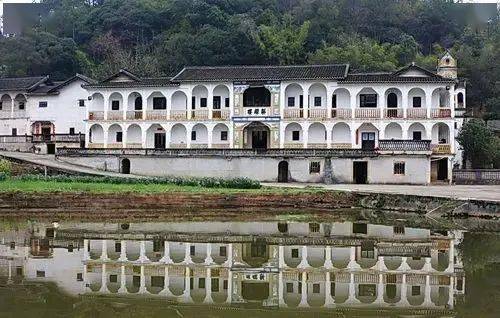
[457,119,500,168]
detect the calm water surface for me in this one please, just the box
[0,215,499,317]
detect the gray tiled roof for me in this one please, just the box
[85,77,178,88]
[171,64,349,82]
[0,76,47,92]
[339,73,455,84]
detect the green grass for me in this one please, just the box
[0,178,328,194]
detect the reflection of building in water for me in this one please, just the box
[0,221,465,313]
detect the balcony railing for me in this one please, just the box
[307,142,327,149]
[191,110,209,120]
[190,143,209,149]
[355,108,380,118]
[431,108,452,118]
[431,143,451,154]
[378,140,431,152]
[331,143,352,149]
[407,108,427,119]
[284,108,302,119]
[88,111,104,120]
[211,143,230,148]
[212,109,230,120]
[308,108,328,119]
[125,143,142,149]
[170,143,187,149]
[384,108,403,119]
[145,110,168,120]
[170,110,188,120]
[106,143,123,149]
[126,111,144,120]
[331,108,351,119]
[284,142,304,149]
[0,135,31,143]
[107,111,123,120]
[88,143,104,149]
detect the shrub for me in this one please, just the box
[13,174,261,189]
[0,159,12,176]
[0,172,6,181]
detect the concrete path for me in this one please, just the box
[263,182,500,202]
[0,151,141,178]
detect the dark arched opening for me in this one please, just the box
[387,93,398,108]
[134,96,143,110]
[243,87,271,107]
[243,121,270,149]
[278,161,289,183]
[457,92,464,107]
[121,158,131,174]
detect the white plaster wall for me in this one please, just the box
[171,124,187,144]
[212,124,229,143]
[308,123,326,143]
[191,124,208,143]
[285,123,302,142]
[126,125,142,143]
[408,88,426,108]
[333,88,350,108]
[384,123,403,139]
[332,123,350,143]
[171,92,187,110]
[0,118,29,135]
[308,84,327,107]
[284,84,302,107]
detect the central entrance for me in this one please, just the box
[243,122,270,149]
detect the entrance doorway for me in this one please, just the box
[154,133,166,149]
[278,161,289,183]
[46,144,56,154]
[121,158,131,174]
[361,132,376,150]
[431,158,448,182]
[353,161,368,184]
[243,122,270,149]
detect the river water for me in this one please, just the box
[0,215,498,317]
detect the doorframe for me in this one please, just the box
[353,161,368,184]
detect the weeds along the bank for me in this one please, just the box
[1,174,261,189]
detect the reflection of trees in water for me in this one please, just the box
[456,233,500,318]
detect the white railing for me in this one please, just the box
[145,110,168,120]
[431,143,451,154]
[284,108,302,119]
[431,108,452,118]
[308,108,328,119]
[170,143,187,149]
[190,143,209,149]
[107,143,123,149]
[170,110,187,120]
[407,108,427,119]
[307,142,327,148]
[125,143,142,148]
[212,109,230,120]
[211,143,230,148]
[107,111,123,120]
[331,108,352,119]
[191,110,209,120]
[355,108,380,118]
[126,111,144,120]
[331,143,352,149]
[284,142,303,149]
[384,108,403,118]
[88,143,104,148]
[88,111,104,120]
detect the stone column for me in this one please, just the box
[118,264,127,293]
[207,126,213,148]
[141,126,147,148]
[324,246,333,269]
[138,265,147,294]
[422,257,434,272]
[208,87,214,120]
[373,256,388,271]
[181,267,193,303]
[298,271,309,307]
[83,264,91,293]
[203,268,213,303]
[118,240,127,262]
[350,93,357,118]
[448,276,454,309]
[182,242,194,264]
[226,270,233,304]
[423,274,432,306]
[103,127,109,148]
[278,245,287,269]
[10,98,15,118]
[160,241,173,264]
[302,123,309,149]
[324,271,335,307]
[278,271,287,307]
[425,91,432,118]
[401,88,409,118]
[397,257,411,271]
[445,241,455,273]
[159,266,173,297]
[326,128,332,148]
[100,240,109,261]
[223,243,233,267]
[347,246,360,270]
[83,239,90,261]
[375,273,384,304]
[99,263,108,293]
[346,273,358,304]
[138,240,150,263]
[204,243,215,265]
[7,260,12,284]
[103,95,109,121]
[399,274,409,306]
[297,246,311,269]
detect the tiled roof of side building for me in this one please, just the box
[85,77,178,88]
[0,76,48,92]
[339,73,456,84]
[170,64,350,82]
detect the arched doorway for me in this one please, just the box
[278,161,289,183]
[243,122,270,149]
[121,158,131,174]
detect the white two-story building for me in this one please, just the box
[59,52,465,184]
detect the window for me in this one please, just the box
[200,98,207,108]
[314,96,322,107]
[111,100,119,110]
[393,162,405,175]
[394,225,405,235]
[219,246,227,257]
[353,223,367,234]
[76,273,83,281]
[332,94,337,108]
[115,242,121,253]
[412,131,422,141]
[291,248,299,258]
[10,241,15,250]
[189,245,196,256]
[199,278,206,289]
[68,244,74,252]
[292,130,300,141]
[309,223,320,233]
[386,284,396,298]
[213,96,221,109]
[191,96,196,108]
[153,97,166,110]
[11,128,17,136]
[299,95,303,107]
[361,241,375,259]
[69,128,75,135]
[150,276,164,288]
[225,97,230,108]
[412,285,421,296]
[133,275,140,287]
[109,274,118,283]
[298,282,302,294]
[359,94,377,108]
[211,278,220,292]
[220,131,228,141]
[286,282,293,293]
[39,101,48,108]
[19,102,25,110]
[16,267,23,276]
[313,283,320,293]
[278,222,288,233]
[116,132,123,143]
[413,96,422,108]
[191,131,197,141]
[79,99,85,107]
[330,282,336,296]
[223,279,228,290]
[153,239,162,252]
[0,102,2,110]
[36,270,45,278]
[288,97,295,107]
[359,284,376,296]
[309,161,321,174]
